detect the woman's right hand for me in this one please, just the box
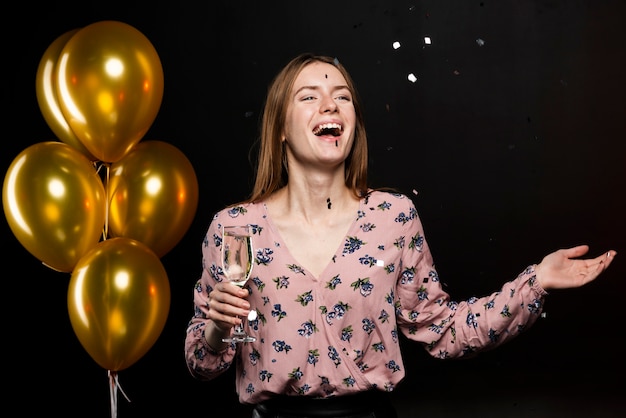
[204,282,251,346]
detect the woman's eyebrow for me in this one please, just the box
[294,84,350,94]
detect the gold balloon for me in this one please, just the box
[108,140,199,257]
[2,141,106,273]
[68,237,170,371]
[35,28,96,160]
[56,20,164,163]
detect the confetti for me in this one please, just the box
[424,37,431,45]
[476,38,485,46]
[392,41,401,49]
[407,73,417,83]
[248,310,257,321]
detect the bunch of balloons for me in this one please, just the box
[2,20,198,414]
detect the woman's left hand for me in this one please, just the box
[535,245,617,290]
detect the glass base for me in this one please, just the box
[222,334,256,343]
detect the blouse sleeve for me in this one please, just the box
[184,213,237,380]
[394,200,548,359]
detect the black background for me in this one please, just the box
[4,1,625,417]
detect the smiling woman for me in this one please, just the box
[183,53,617,418]
[5,2,625,417]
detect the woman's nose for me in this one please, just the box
[321,97,337,113]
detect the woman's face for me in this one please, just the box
[283,61,356,170]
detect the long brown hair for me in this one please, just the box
[243,53,370,204]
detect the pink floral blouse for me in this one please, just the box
[184,191,547,405]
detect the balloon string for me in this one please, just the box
[94,161,109,241]
[108,370,131,418]
[104,163,110,240]
[108,370,118,418]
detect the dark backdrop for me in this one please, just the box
[4,1,625,417]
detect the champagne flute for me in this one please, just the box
[221,225,256,343]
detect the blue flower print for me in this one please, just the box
[436,350,449,359]
[416,285,428,301]
[296,290,314,306]
[385,291,394,305]
[210,233,220,247]
[271,304,287,321]
[248,316,260,331]
[287,264,306,275]
[360,222,376,232]
[328,346,341,367]
[527,298,542,314]
[249,348,261,366]
[340,325,353,341]
[251,276,265,291]
[227,206,247,217]
[394,212,412,225]
[384,382,396,392]
[320,302,351,325]
[466,312,479,328]
[325,275,342,290]
[386,360,401,372]
[487,328,501,343]
[350,277,373,297]
[259,370,273,382]
[297,384,312,395]
[377,201,391,210]
[358,254,377,267]
[391,327,398,343]
[307,349,320,366]
[248,224,263,235]
[362,318,375,335]
[194,281,203,293]
[273,275,289,289]
[342,376,356,387]
[378,309,390,323]
[297,320,318,337]
[288,367,304,380]
[256,247,274,266]
[272,340,292,353]
[342,236,366,255]
[428,322,444,334]
[409,232,424,251]
[400,267,416,285]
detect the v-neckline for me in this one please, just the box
[262,200,362,280]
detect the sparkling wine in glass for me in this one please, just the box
[221,225,256,343]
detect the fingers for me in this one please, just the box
[581,250,617,284]
[561,245,590,259]
[596,250,617,270]
[207,283,251,324]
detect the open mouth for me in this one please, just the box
[312,122,343,137]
